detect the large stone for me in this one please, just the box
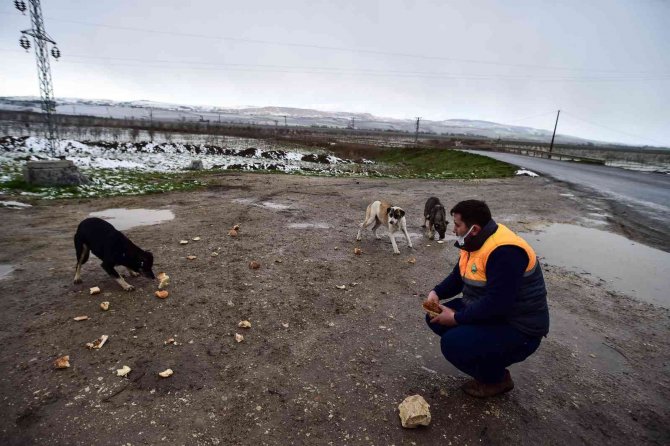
[398,395,431,428]
[23,160,89,186]
[187,159,204,170]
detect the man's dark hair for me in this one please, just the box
[450,200,492,227]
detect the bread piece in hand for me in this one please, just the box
[422,300,442,318]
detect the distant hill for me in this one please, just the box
[0,96,662,149]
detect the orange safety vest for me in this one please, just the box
[459,224,538,287]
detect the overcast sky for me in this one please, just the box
[1,0,669,146]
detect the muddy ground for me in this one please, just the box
[0,172,668,445]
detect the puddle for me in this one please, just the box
[288,223,330,229]
[88,208,175,231]
[261,201,291,210]
[579,217,608,226]
[521,224,670,308]
[233,198,291,210]
[0,201,32,209]
[0,264,14,280]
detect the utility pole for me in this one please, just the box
[15,0,88,185]
[351,117,355,130]
[282,115,287,127]
[15,0,61,156]
[415,117,421,145]
[549,110,560,156]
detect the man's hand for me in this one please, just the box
[430,304,458,327]
[424,290,439,308]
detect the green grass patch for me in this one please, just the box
[373,147,517,179]
[0,169,204,199]
[0,147,517,200]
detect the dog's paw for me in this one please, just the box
[73,277,82,284]
[128,270,140,277]
[123,284,136,292]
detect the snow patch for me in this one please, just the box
[0,200,32,208]
[516,169,539,177]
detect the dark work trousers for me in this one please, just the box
[425,298,542,384]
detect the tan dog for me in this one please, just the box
[356,200,413,255]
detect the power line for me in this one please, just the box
[561,111,666,146]
[501,110,566,125]
[3,50,669,83]
[1,10,668,76]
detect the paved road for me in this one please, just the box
[467,150,670,223]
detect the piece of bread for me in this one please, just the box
[54,355,70,369]
[422,301,442,318]
[155,290,169,299]
[158,368,173,378]
[86,335,108,350]
[157,272,170,289]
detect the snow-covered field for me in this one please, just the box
[0,135,377,199]
[0,135,370,172]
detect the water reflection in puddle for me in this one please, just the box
[261,201,291,210]
[580,217,608,226]
[0,264,14,280]
[287,223,330,229]
[233,198,291,210]
[522,224,670,308]
[89,208,175,231]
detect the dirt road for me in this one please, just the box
[0,172,668,445]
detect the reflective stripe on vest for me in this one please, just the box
[459,224,538,286]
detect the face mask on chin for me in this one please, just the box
[456,225,475,247]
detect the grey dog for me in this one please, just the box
[422,197,448,240]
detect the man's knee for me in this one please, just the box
[426,314,447,336]
[440,329,471,366]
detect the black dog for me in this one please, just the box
[422,197,448,240]
[73,217,155,291]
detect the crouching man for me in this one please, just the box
[425,200,549,397]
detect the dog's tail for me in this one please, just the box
[74,232,90,264]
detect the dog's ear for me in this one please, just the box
[386,207,392,215]
[398,209,405,218]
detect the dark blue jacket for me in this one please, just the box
[434,221,549,337]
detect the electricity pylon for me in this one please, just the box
[15,0,62,156]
